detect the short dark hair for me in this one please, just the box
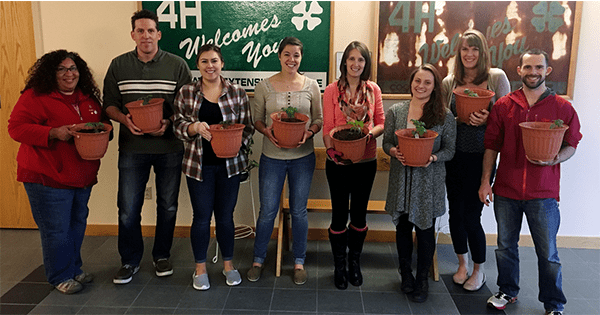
[196,44,224,65]
[22,49,100,104]
[519,48,550,67]
[410,64,445,128]
[338,41,372,87]
[131,9,159,31]
[278,37,303,56]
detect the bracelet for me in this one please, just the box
[307,129,315,139]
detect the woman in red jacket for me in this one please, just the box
[8,50,109,294]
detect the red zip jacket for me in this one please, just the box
[8,89,109,188]
[484,88,582,201]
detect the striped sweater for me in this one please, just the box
[103,48,192,153]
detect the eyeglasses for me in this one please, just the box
[57,66,78,75]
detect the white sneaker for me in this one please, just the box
[192,272,210,290]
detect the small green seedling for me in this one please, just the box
[138,95,154,105]
[84,122,105,133]
[347,120,365,135]
[464,89,479,97]
[550,119,564,129]
[411,119,427,138]
[218,120,234,129]
[281,106,299,118]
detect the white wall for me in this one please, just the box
[34,1,600,238]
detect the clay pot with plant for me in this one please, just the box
[519,119,569,162]
[330,120,369,163]
[124,95,165,133]
[209,121,246,158]
[453,88,495,123]
[270,106,310,148]
[395,119,439,167]
[71,122,113,160]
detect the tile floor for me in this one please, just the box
[0,229,598,314]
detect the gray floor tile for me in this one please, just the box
[407,292,459,314]
[78,306,128,314]
[132,285,186,308]
[224,287,273,311]
[125,306,176,314]
[270,289,317,312]
[85,284,145,307]
[28,304,81,314]
[360,270,401,292]
[571,248,600,264]
[362,291,411,314]
[317,290,362,313]
[177,285,229,309]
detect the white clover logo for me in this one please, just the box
[291,1,323,31]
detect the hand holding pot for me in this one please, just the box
[327,147,352,165]
[469,109,489,126]
[124,113,144,135]
[264,125,281,148]
[193,121,212,141]
[526,154,559,166]
[50,124,76,141]
[148,119,170,137]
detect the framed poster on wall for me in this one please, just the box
[142,1,332,91]
[375,1,581,99]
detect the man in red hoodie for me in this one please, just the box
[479,49,582,315]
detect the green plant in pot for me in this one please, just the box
[270,106,310,148]
[519,119,569,162]
[72,122,112,160]
[394,119,439,167]
[124,95,165,133]
[209,120,246,158]
[329,120,369,163]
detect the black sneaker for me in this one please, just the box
[153,258,173,277]
[113,264,140,284]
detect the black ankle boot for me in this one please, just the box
[347,225,367,286]
[329,228,348,290]
[399,260,415,294]
[410,267,429,303]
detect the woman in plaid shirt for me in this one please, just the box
[173,44,254,291]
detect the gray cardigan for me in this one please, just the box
[383,101,457,230]
[441,68,510,109]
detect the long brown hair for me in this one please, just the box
[337,41,371,89]
[410,64,445,128]
[453,29,491,86]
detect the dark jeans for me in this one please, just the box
[187,164,241,263]
[396,214,436,271]
[117,151,183,266]
[446,150,493,264]
[24,183,91,286]
[325,159,377,232]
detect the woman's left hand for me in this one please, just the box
[469,109,489,126]
[420,155,437,168]
[51,124,76,141]
[296,130,311,147]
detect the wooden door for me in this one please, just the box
[0,1,38,228]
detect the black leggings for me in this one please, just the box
[445,150,494,264]
[325,159,377,232]
[396,214,436,270]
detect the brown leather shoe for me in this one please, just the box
[293,268,307,285]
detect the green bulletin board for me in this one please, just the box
[142,1,331,91]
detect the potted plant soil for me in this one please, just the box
[270,106,310,148]
[209,121,246,158]
[453,87,495,123]
[124,95,164,133]
[330,121,368,163]
[519,119,569,162]
[395,119,439,167]
[71,122,113,160]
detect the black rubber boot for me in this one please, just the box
[410,267,430,303]
[399,259,415,294]
[329,228,348,290]
[347,225,367,286]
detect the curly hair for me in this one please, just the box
[410,64,445,128]
[22,49,101,104]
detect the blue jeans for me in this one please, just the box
[24,183,91,286]
[253,153,315,265]
[117,151,182,266]
[494,195,566,311]
[186,164,241,263]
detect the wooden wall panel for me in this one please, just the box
[0,1,38,228]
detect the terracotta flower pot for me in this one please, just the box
[72,123,113,160]
[330,124,368,163]
[395,129,439,167]
[453,88,495,123]
[519,121,569,162]
[209,123,245,158]
[270,111,309,148]
[124,98,164,133]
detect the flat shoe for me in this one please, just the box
[293,268,307,285]
[463,273,486,291]
[223,269,242,286]
[452,272,469,285]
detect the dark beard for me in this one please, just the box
[522,75,545,89]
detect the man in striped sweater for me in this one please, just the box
[103,9,192,285]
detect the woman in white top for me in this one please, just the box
[248,37,323,285]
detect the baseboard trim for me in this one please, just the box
[84,225,600,249]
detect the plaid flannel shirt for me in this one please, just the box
[173,77,254,181]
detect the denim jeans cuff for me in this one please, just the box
[253,257,265,264]
[294,258,305,265]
